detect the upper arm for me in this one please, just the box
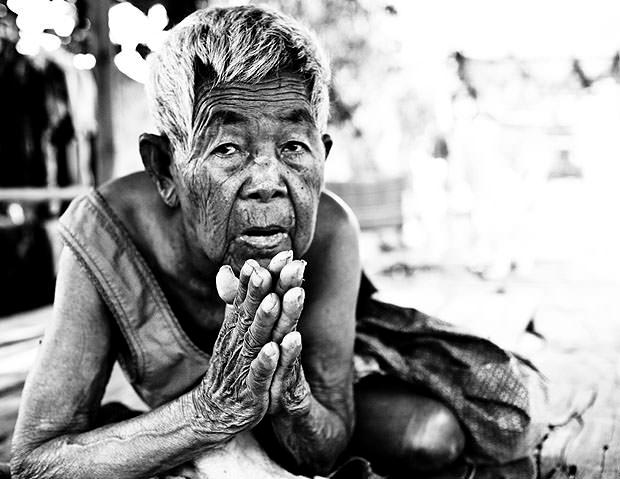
[300,191,360,423]
[12,247,116,454]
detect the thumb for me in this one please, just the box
[216,265,238,304]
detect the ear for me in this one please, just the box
[139,133,179,207]
[321,134,333,160]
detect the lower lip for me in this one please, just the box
[238,232,289,249]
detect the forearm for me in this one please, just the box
[271,393,351,475]
[11,392,229,479]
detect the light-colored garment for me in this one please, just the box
[158,432,319,479]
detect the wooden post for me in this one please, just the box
[88,0,115,184]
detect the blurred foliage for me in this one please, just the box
[197,0,434,178]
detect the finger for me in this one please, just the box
[233,259,259,308]
[272,287,304,343]
[215,265,239,304]
[279,331,302,372]
[237,267,273,335]
[242,293,280,357]
[268,332,302,415]
[275,260,306,296]
[268,250,293,277]
[246,342,279,397]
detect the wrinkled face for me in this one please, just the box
[173,74,325,272]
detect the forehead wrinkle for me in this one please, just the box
[194,98,315,142]
[192,75,313,135]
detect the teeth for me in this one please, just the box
[238,232,288,248]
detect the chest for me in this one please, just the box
[132,216,226,354]
[161,277,226,354]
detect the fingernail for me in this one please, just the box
[297,260,307,279]
[271,250,293,269]
[241,261,255,277]
[295,287,305,305]
[265,342,278,358]
[251,271,264,287]
[264,293,277,311]
[284,331,302,347]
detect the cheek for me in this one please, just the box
[287,161,323,253]
[177,161,238,261]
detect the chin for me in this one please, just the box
[222,248,279,275]
[224,233,295,273]
[254,257,273,269]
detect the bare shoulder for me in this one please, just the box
[303,189,361,305]
[98,171,164,228]
[97,172,178,260]
[312,189,360,248]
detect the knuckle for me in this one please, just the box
[246,276,264,299]
[237,302,253,321]
[242,328,262,354]
[233,292,246,311]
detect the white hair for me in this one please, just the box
[146,5,331,160]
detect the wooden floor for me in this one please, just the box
[1,253,619,478]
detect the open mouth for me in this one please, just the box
[242,226,286,236]
[238,226,290,249]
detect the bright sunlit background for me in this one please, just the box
[2,0,620,298]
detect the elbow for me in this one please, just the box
[10,450,34,479]
[10,443,56,479]
[299,427,350,476]
[317,406,354,474]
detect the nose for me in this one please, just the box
[241,154,288,202]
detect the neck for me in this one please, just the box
[165,206,221,301]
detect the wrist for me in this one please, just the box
[181,389,235,445]
[274,388,313,420]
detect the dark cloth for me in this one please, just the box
[355,288,531,464]
[0,43,75,191]
[0,222,55,316]
[353,274,540,476]
[0,462,10,479]
[329,458,384,479]
[0,44,48,187]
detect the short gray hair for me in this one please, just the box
[146,5,331,161]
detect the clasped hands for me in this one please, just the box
[190,250,311,439]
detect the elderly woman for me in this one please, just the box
[10,6,538,479]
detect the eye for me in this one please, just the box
[212,143,240,156]
[281,141,308,155]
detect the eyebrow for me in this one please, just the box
[205,110,249,129]
[202,107,315,131]
[277,108,316,126]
